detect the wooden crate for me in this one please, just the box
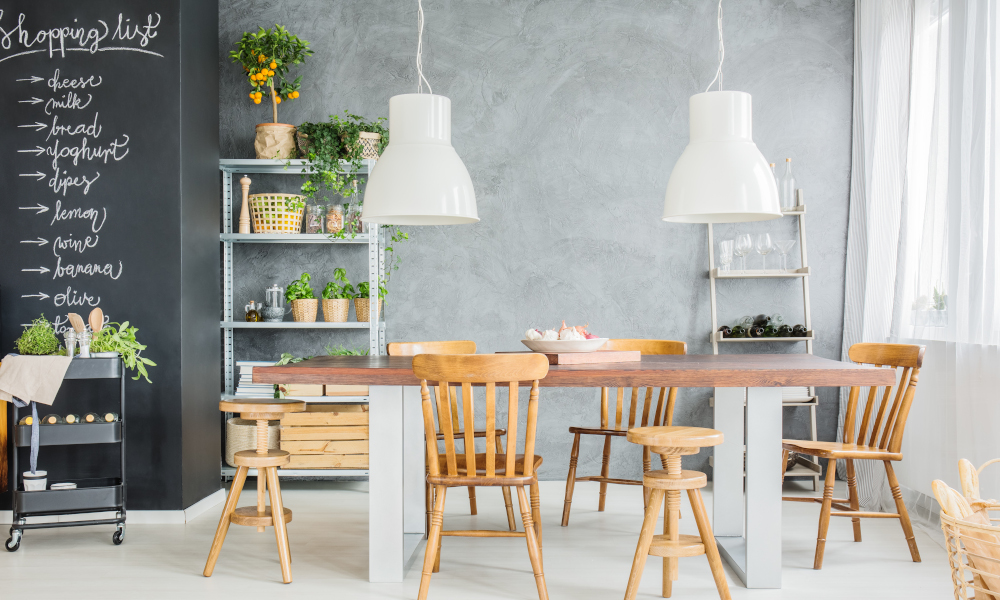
[280,383,324,397]
[280,404,368,470]
[325,384,369,396]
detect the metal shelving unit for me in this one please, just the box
[707,197,821,488]
[219,158,383,479]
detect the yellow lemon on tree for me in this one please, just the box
[269,61,277,69]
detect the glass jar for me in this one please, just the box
[64,330,77,357]
[77,331,92,358]
[345,203,364,234]
[325,204,344,234]
[304,204,325,234]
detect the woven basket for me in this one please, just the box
[249,193,305,234]
[323,298,349,322]
[358,132,382,160]
[291,298,318,322]
[225,418,279,467]
[354,298,382,322]
[940,509,1000,599]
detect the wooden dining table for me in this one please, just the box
[254,353,894,588]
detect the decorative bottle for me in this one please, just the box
[779,159,796,209]
[245,301,260,322]
[83,412,101,424]
[40,414,65,425]
[64,414,81,424]
[102,412,120,423]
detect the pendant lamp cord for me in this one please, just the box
[704,0,724,93]
[416,0,433,94]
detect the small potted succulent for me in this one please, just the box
[321,268,354,323]
[231,25,313,159]
[354,281,386,322]
[285,272,318,322]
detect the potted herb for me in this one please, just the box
[321,268,354,323]
[90,322,156,383]
[14,315,60,355]
[354,281,386,322]
[231,25,313,159]
[285,272,318,322]
[296,111,389,206]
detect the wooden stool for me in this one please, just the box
[204,399,306,584]
[624,426,730,600]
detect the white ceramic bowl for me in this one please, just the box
[521,338,609,353]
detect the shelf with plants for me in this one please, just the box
[220,321,383,329]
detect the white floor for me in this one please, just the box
[1,479,952,599]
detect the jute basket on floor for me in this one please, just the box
[354,298,382,322]
[358,131,382,160]
[323,298,349,322]
[249,193,305,234]
[291,298,318,322]
[225,418,279,467]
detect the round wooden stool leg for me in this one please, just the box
[687,487,731,600]
[265,466,292,583]
[204,466,249,577]
[257,419,269,533]
[663,455,681,598]
[625,488,665,600]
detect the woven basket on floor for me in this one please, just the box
[291,298,318,322]
[225,418,279,467]
[358,132,382,160]
[354,298,382,322]
[323,298,349,322]
[249,193,305,234]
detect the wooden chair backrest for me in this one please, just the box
[599,339,686,430]
[413,354,549,480]
[843,343,925,454]
[388,340,476,434]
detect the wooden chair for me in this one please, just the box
[414,353,550,600]
[624,426,730,600]
[387,341,516,531]
[204,398,306,584]
[781,342,925,569]
[562,339,687,526]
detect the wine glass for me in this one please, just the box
[718,240,735,273]
[774,239,796,272]
[734,234,753,273]
[755,233,773,271]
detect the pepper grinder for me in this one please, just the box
[239,175,252,234]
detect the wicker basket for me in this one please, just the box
[354,298,382,322]
[358,131,382,160]
[249,193,305,234]
[225,418,279,467]
[291,298,319,322]
[323,298,349,322]
[940,509,1000,599]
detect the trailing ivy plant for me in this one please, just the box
[296,111,388,201]
[14,315,60,355]
[321,268,354,299]
[90,322,156,383]
[284,272,315,302]
[324,344,368,356]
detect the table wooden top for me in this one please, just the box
[253,353,896,388]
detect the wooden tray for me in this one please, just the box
[498,350,641,365]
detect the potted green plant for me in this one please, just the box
[321,268,354,323]
[90,322,156,383]
[14,315,60,355]
[285,272,318,322]
[296,111,389,205]
[231,25,313,159]
[354,281,386,322]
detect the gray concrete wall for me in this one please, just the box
[219,0,854,481]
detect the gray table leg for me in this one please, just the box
[368,385,426,582]
[713,387,783,589]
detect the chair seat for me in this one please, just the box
[427,453,543,486]
[436,428,507,440]
[569,426,629,436]
[782,439,902,461]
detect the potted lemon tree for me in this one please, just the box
[231,25,313,159]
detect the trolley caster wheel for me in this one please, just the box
[113,524,125,545]
[5,533,20,552]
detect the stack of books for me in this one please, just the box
[235,361,276,398]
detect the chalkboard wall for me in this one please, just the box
[1,0,219,510]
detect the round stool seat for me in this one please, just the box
[219,398,306,419]
[234,449,291,468]
[627,426,723,450]
[643,469,708,490]
[231,506,292,527]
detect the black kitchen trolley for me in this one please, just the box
[5,357,126,551]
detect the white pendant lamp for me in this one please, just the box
[662,1,780,224]
[362,0,478,225]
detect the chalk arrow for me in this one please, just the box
[18,146,44,156]
[18,203,49,214]
[20,238,48,245]
[19,171,45,180]
[16,76,43,83]
[18,122,46,131]
[18,97,43,105]
[22,266,50,274]
[21,293,50,300]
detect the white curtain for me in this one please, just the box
[842,0,1000,510]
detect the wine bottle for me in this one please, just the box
[82,412,101,424]
[748,325,766,338]
[769,313,784,326]
[762,325,777,337]
[792,324,807,337]
[40,414,64,425]
[102,412,120,423]
[17,415,33,426]
[753,314,770,327]
[718,325,732,338]
[777,325,793,337]
[779,158,796,209]
[64,414,81,424]
[730,326,747,338]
